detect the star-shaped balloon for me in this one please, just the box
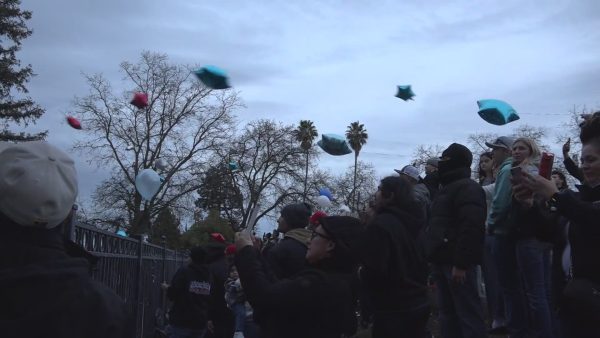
[477,99,520,126]
[66,116,82,130]
[194,65,231,90]
[130,92,148,109]
[395,85,415,101]
[317,134,352,156]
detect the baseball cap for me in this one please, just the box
[426,158,439,167]
[485,136,515,150]
[0,141,78,228]
[394,165,421,181]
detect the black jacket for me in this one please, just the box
[422,171,440,200]
[264,228,310,279]
[510,197,556,242]
[167,263,212,329]
[0,224,132,338]
[424,168,486,268]
[564,157,584,183]
[360,206,429,313]
[554,185,600,284]
[205,242,234,335]
[235,246,358,338]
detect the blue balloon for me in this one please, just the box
[116,229,127,237]
[135,168,162,201]
[477,99,520,126]
[194,65,231,90]
[317,134,352,156]
[318,188,333,200]
[395,85,415,101]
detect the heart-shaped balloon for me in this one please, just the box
[135,168,162,201]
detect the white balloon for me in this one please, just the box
[339,205,351,213]
[155,158,168,171]
[316,195,332,208]
[135,168,162,201]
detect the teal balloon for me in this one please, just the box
[477,99,520,126]
[228,161,238,170]
[317,134,352,156]
[135,168,162,201]
[116,230,127,237]
[395,85,415,101]
[194,65,231,90]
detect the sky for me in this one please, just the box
[15,0,600,226]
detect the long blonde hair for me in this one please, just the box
[513,137,541,167]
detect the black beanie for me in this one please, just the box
[320,216,364,263]
[280,203,312,229]
[439,143,473,172]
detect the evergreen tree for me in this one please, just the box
[149,208,181,249]
[0,0,46,141]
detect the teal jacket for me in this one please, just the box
[487,157,513,235]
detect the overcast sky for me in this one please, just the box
[17,0,600,218]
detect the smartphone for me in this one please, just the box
[511,166,523,183]
[539,152,555,179]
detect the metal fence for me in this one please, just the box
[71,221,185,338]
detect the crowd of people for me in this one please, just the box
[0,112,599,338]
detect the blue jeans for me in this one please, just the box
[231,303,246,332]
[431,264,486,338]
[516,239,554,338]
[491,236,529,337]
[166,325,206,338]
[482,235,506,324]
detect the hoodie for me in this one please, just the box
[0,224,132,338]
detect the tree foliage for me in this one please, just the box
[181,210,234,248]
[149,208,181,249]
[0,0,46,141]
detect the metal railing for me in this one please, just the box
[72,221,185,338]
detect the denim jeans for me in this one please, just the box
[491,235,529,338]
[431,264,486,338]
[482,235,506,324]
[231,303,246,333]
[516,239,554,338]
[166,325,206,338]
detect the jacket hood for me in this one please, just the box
[284,228,312,247]
[438,167,472,186]
[375,205,424,239]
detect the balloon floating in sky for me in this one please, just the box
[130,92,148,109]
[229,161,238,171]
[317,134,352,156]
[318,188,333,201]
[477,99,520,126]
[66,116,82,130]
[395,85,415,101]
[135,168,162,201]
[194,66,231,90]
[316,195,333,208]
[155,158,168,171]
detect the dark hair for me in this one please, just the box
[551,170,567,190]
[478,152,493,183]
[280,203,312,229]
[580,111,600,147]
[319,216,364,271]
[378,176,420,215]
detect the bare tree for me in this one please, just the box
[332,161,378,213]
[222,119,306,229]
[410,144,445,173]
[72,52,241,234]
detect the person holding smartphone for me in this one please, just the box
[509,138,555,338]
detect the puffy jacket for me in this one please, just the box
[424,167,486,268]
[359,206,430,313]
[0,223,132,338]
[264,228,311,279]
[167,263,212,329]
[235,246,358,338]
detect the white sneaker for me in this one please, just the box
[233,331,245,338]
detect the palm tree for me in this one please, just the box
[293,120,318,202]
[346,121,368,210]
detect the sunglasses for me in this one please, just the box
[311,230,333,241]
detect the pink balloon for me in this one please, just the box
[130,92,148,109]
[66,116,82,130]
